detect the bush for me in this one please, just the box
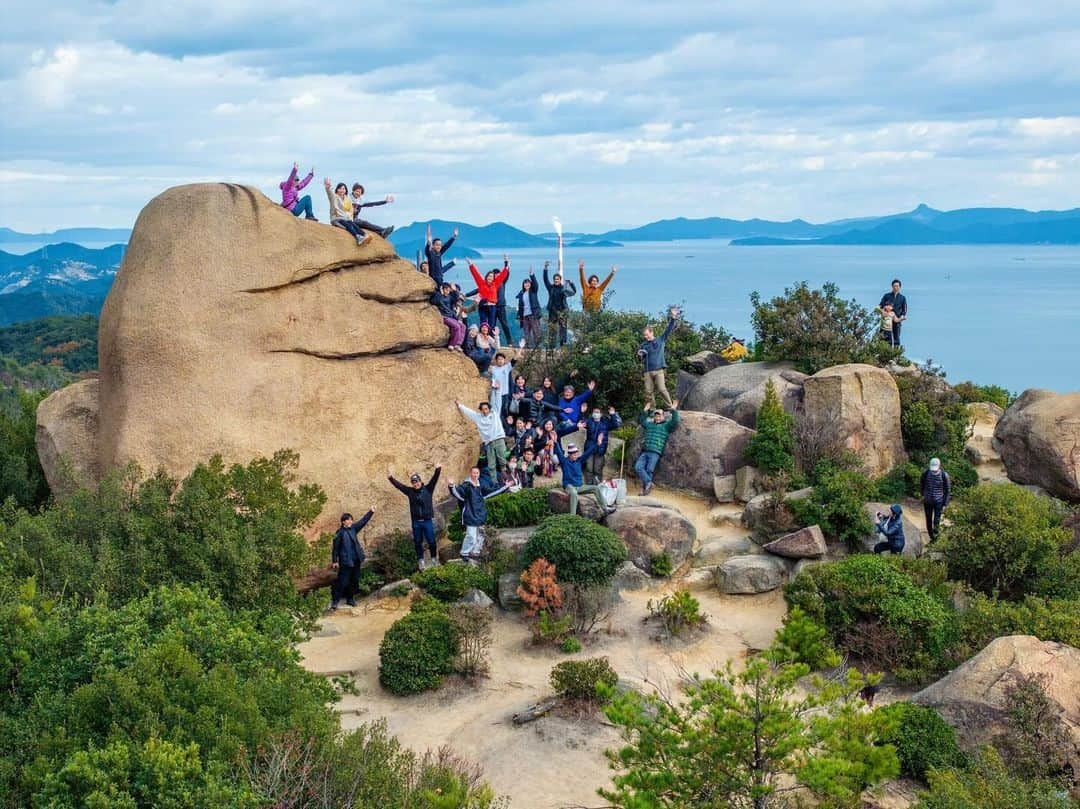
[952,593,1080,668]
[999,673,1073,784]
[648,552,673,578]
[952,381,1014,410]
[517,558,563,617]
[375,530,424,581]
[446,487,552,545]
[896,364,974,474]
[533,609,574,645]
[915,748,1070,809]
[876,703,966,781]
[411,563,495,602]
[448,603,493,677]
[875,461,923,501]
[790,457,875,547]
[560,636,582,654]
[772,605,839,669]
[522,515,626,586]
[746,379,796,475]
[0,389,50,510]
[647,590,706,637]
[378,599,458,695]
[940,483,1071,599]
[785,555,954,683]
[563,582,616,635]
[550,657,618,703]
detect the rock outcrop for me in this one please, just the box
[35,378,101,496]
[801,364,906,477]
[715,554,789,594]
[763,525,826,559]
[37,183,487,532]
[627,411,754,496]
[994,389,1080,501]
[605,506,697,572]
[680,361,806,428]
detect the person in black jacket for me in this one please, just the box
[543,261,577,347]
[878,279,908,347]
[580,406,623,483]
[388,465,442,570]
[517,270,543,348]
[331,508,375,609]
[425,224,459,286]
[349,183,395,238]
[522,386,561,426]
[919,457,952,542]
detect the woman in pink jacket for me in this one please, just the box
[280,162,316,220]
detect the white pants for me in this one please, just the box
[462,525,484,557]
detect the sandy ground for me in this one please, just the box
[969,418,1009,484]
[299,486,786,809]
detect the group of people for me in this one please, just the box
[873,457,952,556]
[875,278,909,348]
[278,163,396,247]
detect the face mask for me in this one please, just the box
[592,413,602,421]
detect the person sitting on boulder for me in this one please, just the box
[635,406,680,496]
[349,183,395,238]
[532,418,560,478]
[543,261,577,347]
[638,307,680,410]
[556,380,596,436]
[323,178,369,245]
[425,224,459,286]
[719,338,748,364]
[554,437,607,516]
[456,399,509,475]
[431,282,465,351]
[580,405,622,484]
[467,257,511,333]
[448,467,508,563]
[579,261,616,313]
[280,162,317,220]
[387,465,442,570]
[522,386,561,428]
[873,504,906,555]
[920,457,951,542]
[330,508,375,609]
[462,325,495,373]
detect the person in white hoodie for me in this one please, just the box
[456,399,508,474]
[489,352,514,417]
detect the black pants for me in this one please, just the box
[891,320,902,347]
[924,501,944,540]
[873,539,904,555]
[333,563,361,604]
[355,217,389,237]
[549,310,569,347]
[496,305,514,342]
[586,450,607,483]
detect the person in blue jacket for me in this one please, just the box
[448,467,509,563]
[638,307,680,410]
[554,437,607,516]
[330,508,375,609]
[579,405,622,483]
[555,380,596,436]
[873,504,906,555]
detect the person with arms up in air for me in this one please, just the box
[543,260,577,347]
[635,406,679,496]
[638,307,681,410]
[517,269,543,348]
[350,183,395,238]
[330,507,375,610]
[580,405,622,484]
[920,457,951,542]
[448,467,508,563]
[878,279,907,348]
[425,224,459,286]
[522,386,561,427]
[280,162,317,220]
[456,399,509,475]
[467,256,510,332]
[873,504,906,555]
[324,178,368,246]
[554,436,608,516]
[556,379,596,436]
[387,465,442,570]
[430,281,465,351]
[579,261,616,313]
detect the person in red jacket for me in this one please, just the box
[468,259,510,332]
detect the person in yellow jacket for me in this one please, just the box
[579,261,616,313]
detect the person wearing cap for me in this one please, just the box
[920,457,952,542]
[635,406,680,496]
[553,435,607,516]
[638,307,681,410]
[448,467,509,563]
[873,505,906,555]
[456,399,509,474]
[330,508,375,609]
[388,464,442,570]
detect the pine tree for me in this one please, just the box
[746,378,795,475]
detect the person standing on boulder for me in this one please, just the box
[873,504,906,555]
[388,465,442,570]
[330,508,375,609]
[425,224,459,286]
[448,467,508,563]
[431,282,466,351]
[350,183,395,238]
[543,260,577,347]
[553,437,607,516]
[580,405,622,483]
[638,307,680,410]
[280,163,317,220]
[467,257,510,333]
[579,261,616,314]
[456,399,509,474]
[878,279,907,348]
[635,406,680,496]
[324,179,369,245]
[920,457,952,542]
[517,270,543,348]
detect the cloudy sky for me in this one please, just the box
[2,0,1079,233]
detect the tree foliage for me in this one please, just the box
[0,389,49,509]
[745,379,795,475]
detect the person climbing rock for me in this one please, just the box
[580,405,622,483]
[388,465,442,570]
[579,261,616,313]
[878,279,907,347]
[456,399,508,473]
[323,178,368,245]
[448,467,508,563]
[425,224,458,286]
[873,505,906,555]
[920,457,952,542]
[280,162,317,219]
[467,258,510,333]
[554,437,607,516]
[638,307,680,410]
[330,508,375,609]
[431,282,466,351]
[543,260,577,347]
[350,183,395,238]
[517,270,543,348]
[635,406,679,496]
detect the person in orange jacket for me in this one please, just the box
[579,260,616,313]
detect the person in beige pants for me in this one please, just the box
[638,307,680,409]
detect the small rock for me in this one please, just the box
[713,474,737,502]
[715,555,790,594]
[733,465,764,503]
[460,588,494,608]
[497,572,523,610]
[709,505,744,527]
[681,566,718,591]
[438,540,463,564]
[621,496,677,510]
[612,561,651,592]
[312,622,342,638]
[763,525,827,559]
[859,777,923,809]
[373,579,418,599]
[694,535,754,567]
[742,486,812,529]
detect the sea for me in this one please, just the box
[470,241,1080,395]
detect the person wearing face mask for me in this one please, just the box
[579,405,623,484]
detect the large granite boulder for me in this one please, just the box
[860,502,926,558]
[37,183,487,533]
[681,350,726,375]
[35,378,101,496]
[605,505,697,572]
[763,525,826,559]
[715,554,790,594]
[912,635,1080,774]
[994,389,1080,501]
[802,364,906,477]
[742,487,813,530]
[681,361,807,428]
[627,411,754,496]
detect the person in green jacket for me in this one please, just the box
[634,406,679,495]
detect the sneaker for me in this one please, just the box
[643,482,654,496]
[304,214,318,221]
[382,225,395,238]
[418,558,427,571]
[329,601,340,611]
[356,233,371,247]
[345,599,357,607]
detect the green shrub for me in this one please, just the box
[649,552,673,577]
[447,487,552,545]
[876,703,966,781]
[533,609,574,645]
[375,530,424,581]
[378,600,458,695]
[896,365,973,464]
[647,590,706,637]
[901,400,937,454]
[522,515,626,586]
[999,673,1073,784]
[1033,549,1080,601]
[952,381,1014,410]
[874,461,922,501]
[940,483,1071,599]
[952,593,1080,665]
[745,379,795,475]
[785,555,953,683]
[448,603,493,676]
[914,748,1070,809]
[773,605,839,670]
[550,657,618,702]
[0,389,50,510]
[411,563,495,602]
[790,458,875,547]
[560,636,582,654]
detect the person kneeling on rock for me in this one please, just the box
[873,504,906,555]
[554,437,607,516]
[331,508,375,610]
[635,406,680,496]
[448,467,508,564]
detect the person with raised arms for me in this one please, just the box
[555,379,596,436]
[580,405,622,484]
[425,224,459,286]
[448,467,508,563]
[280,162,317,220]
[456,398,509,475]
[579,261,616,313]
[634,405,680,496]
[323,178,369,246]
[543,260,577,347]
[349,183,395,238]
[387,465,443,570]
[638,307,681,410]
[467,256,511,332]
[553,436,607,516]
[517,269,543,348]
[330,507,375,610]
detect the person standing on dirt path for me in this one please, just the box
[448,467,508,563]
[330,508,375,609]
[920,457,951,542]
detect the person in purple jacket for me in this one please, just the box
[280,162,317,220]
